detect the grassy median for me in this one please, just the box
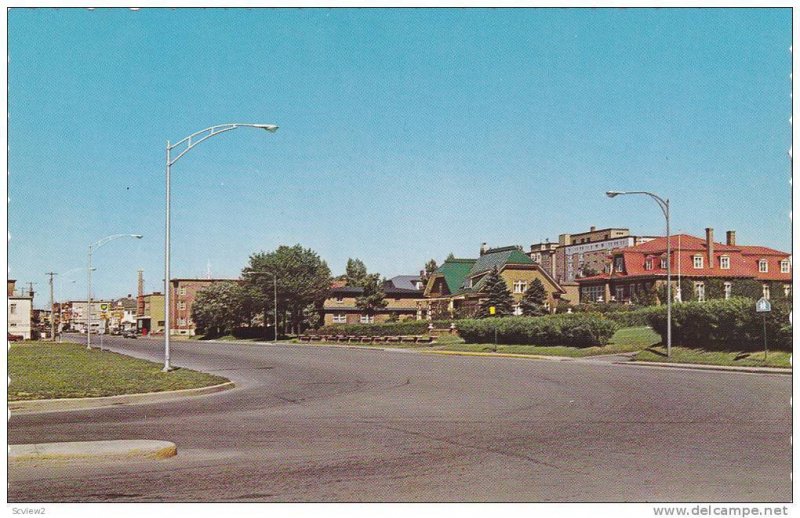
[635,346,791,369]
[9,341,230,401]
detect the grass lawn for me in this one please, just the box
[432,326,662,358]
[9,341,230,401]
[635,346,791,369]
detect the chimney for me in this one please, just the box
[137,269,144,298]
[726,230,736,246]
[480,243,488,256]
[705,228,714,266]
[559,234,571,246]
[590,226,596,232]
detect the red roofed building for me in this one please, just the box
[576,228,791,304]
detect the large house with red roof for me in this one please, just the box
[576,228,791,304]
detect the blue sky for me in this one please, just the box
[8,8,791,305]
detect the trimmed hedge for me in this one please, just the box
[646,297,792,351]
[560,303,660,327]
[313,320,447,337]
[455,314,619,347]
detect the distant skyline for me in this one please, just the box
[8,8,791,307]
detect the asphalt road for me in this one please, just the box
[8,334,792,502]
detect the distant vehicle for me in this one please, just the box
[7,332,24,342]
[122,330,138,339]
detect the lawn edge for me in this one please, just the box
[9,381,235,415]
[620,360,791,375]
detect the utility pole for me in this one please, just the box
[46,272,57,341]
[26,281,37,297]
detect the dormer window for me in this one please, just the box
[660,257,668,269]
[414,281,423,289]
[693,255,703,269]
[614,257,624,273]
[758,259,768,273]
[335,296,344,304]
[645,259,653,271]
[780,260,790,273]
[719,256,730,270]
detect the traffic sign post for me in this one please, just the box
[99,303,110,351]
[490,306,497,352]
[756,298,771,361]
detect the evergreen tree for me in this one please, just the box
[355,273,388,317]
[446,252,456,261]
[478,267,514,318]
[345,258,368,287]
[420,259,438,288]
[520,278,547,316]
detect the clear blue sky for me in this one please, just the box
[8,8,791,306]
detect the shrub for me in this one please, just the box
[455,314,619,347]
[313,321,432,337]
[646,297,792,351]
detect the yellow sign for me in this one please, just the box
[489,306,496,315]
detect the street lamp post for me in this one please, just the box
[87,234,143,349]
[164,123,278,371]
[606,190,671,357]
[244,271,278,342]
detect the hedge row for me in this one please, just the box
[455,314,619,347]
[646,297,792,351]
[312,320,450,337]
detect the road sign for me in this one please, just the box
[489,306,496,315]
[756,298,771,313]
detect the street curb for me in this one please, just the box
[9,440,177,462]
[419,350,573,361]
[8,381,235,415]
[617,360,792,375]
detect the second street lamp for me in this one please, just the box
[87,234,143,349]
[164,123,278,371]
[606,190,672,357]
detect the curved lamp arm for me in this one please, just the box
[91,233,144,252]
[168,123,279,166]
[606,190,668,219]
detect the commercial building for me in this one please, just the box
[137,292,165,335]
[7,280,33,339]
[576,228,792,304]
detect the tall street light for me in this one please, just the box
[244,270,278,342]
[164,123,279,371]
[606,190,671,357]
[87,234,143,349]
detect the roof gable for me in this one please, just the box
[433,259,476,295]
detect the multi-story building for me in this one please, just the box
[7,280,33,339]
[110,296,138,332]
[322,275,424,325]
[420,245,566,319]
[576,228,792,304]
[169,278,236,335]
[137,292,165,335]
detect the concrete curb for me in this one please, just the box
[8,381,235,415]
[9,440,177,462]
[618,360,792,375]
[419,350,573,361]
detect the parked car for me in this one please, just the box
[122,330,138,339]
[7,332,24,342]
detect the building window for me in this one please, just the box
[660,257,668,269]
[781,260,790,273]
[360,314,374,324]
[9,304,16,315]
[720,256,730,270]
[513,281,527,294]
[759,259,768,273]
[645,259,653,271]
[784,285,791,298]
[178,287,187,296]
[513,305,523,316]
[694,282,705,302]
[724,282,732,300]
[693,256,703,269]
[178,318,187,326]
[177,301,186,310]
[615,286,625,302]
[582,285,604,303]
[332,313,347,324]
[335,296,344,304]
[614,257,624,273]
[763,284,770,300]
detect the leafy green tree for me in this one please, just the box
[244,244,332,334]
[345,258,368,287]
[731,279,763,300]
[355,273,388,317]
[191,281,247,337]
[520,278,547,316]
[479,267,514,318]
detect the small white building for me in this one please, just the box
[8,280,33,339]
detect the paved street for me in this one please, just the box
[9,335,791,502]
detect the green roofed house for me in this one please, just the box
[419,244,566,319]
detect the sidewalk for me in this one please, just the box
[619,360,791,375]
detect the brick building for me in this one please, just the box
[322,275,424,325]
[169,278,237,335]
